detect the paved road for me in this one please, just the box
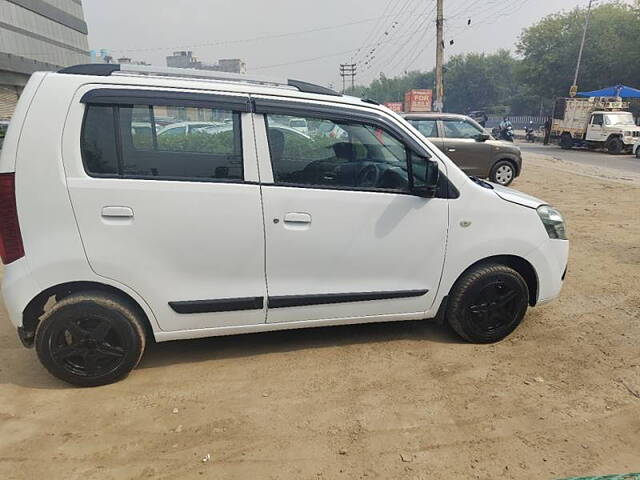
[518,143,640,175]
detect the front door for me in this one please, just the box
[440,118,492,176]
[64,88,267,331]
[255,107,448,324]
[586,113,605,142]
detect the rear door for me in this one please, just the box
[440,118,492,176]
[63,87,267,332]
[407,117,443,149]
[254,99,449,324]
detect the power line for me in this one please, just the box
[359,1,437,81]
[354,0,421,69]
[107,14,409,54]
[352,0,403,63]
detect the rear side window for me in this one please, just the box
[81,102,243,181]
[81,105,118,175]
[409,119,438,137]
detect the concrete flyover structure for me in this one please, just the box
[0,0,89,119]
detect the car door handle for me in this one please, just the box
[283,212,311,224]
[447,147,456,152]
[101,206,134,218]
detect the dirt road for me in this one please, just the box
[1,152,639,480]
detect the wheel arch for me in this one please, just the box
[20,281,156,348]
[448,254,539,307]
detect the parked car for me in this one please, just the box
[0,64,568,386]
[288,117,309,135]
[468,110,488,127]
[157,121,225,137]
[404,113,522,186]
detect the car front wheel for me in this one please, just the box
[35,291,146,387]
[446,264,529,343]
[489,160,516,186]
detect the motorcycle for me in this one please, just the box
[499,125,515,142]
[525,125,536,143]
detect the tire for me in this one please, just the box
[35,291,146,387]
[446,264,529,343]
[489,160,516,186]
[560,132,573,149]
[606,137,624,155]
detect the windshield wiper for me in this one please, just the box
[469,176,494,189]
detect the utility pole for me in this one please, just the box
[434,0,444,112]
[339,63,356,93]
[570,0,593,97]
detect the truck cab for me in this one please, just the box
[585,111,639,152]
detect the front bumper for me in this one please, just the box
[524,238,569,305]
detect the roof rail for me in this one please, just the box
[58,64,341,97]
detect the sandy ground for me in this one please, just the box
[0,152,639,480]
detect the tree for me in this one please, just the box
[517,1,640,98]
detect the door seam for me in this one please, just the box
[250,108,270,324]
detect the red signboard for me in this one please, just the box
[404,89,433,112]
[384,102,404,113]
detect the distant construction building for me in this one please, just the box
[0,0,90,119]
[166,51,246,74]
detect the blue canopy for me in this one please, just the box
[577,84,640,98]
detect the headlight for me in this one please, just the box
[537,205,567,240]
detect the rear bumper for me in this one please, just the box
[1,257,39,329]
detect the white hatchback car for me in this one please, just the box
[0,64,569,386]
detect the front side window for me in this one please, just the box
[442,119,483,139]
[591,114,604,126]
[266,113,421,192]
[82,102,243,181]
[409,119,438,138]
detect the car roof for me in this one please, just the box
[403,112,471,121]
[50,64,385,115]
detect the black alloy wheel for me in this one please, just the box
[35,292,146,386]
[447,264,529,343]
[606,137,624,155]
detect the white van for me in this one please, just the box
[0,64,568,386]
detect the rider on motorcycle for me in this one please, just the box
[499,116,514,142]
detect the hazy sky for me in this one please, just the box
[83,0,605,88]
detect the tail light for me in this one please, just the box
[0,173,25,264]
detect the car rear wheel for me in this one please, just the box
[489,160,516,186]
[560,133,573,149]
[35,291,146,387]
[446,264,529,343]
[606,137,624,155]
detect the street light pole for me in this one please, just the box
[571,0,594,96]
[434,0,444,112]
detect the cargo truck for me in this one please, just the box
[551,97,640,154]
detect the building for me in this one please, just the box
[0,0,90,119]
[166,51,246,74]
[90,50,149,66]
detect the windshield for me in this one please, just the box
[604,113,635,126]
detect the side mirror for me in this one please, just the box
[410,155,440,198]
[475,133,490,142]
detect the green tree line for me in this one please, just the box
[347,1,640,115]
